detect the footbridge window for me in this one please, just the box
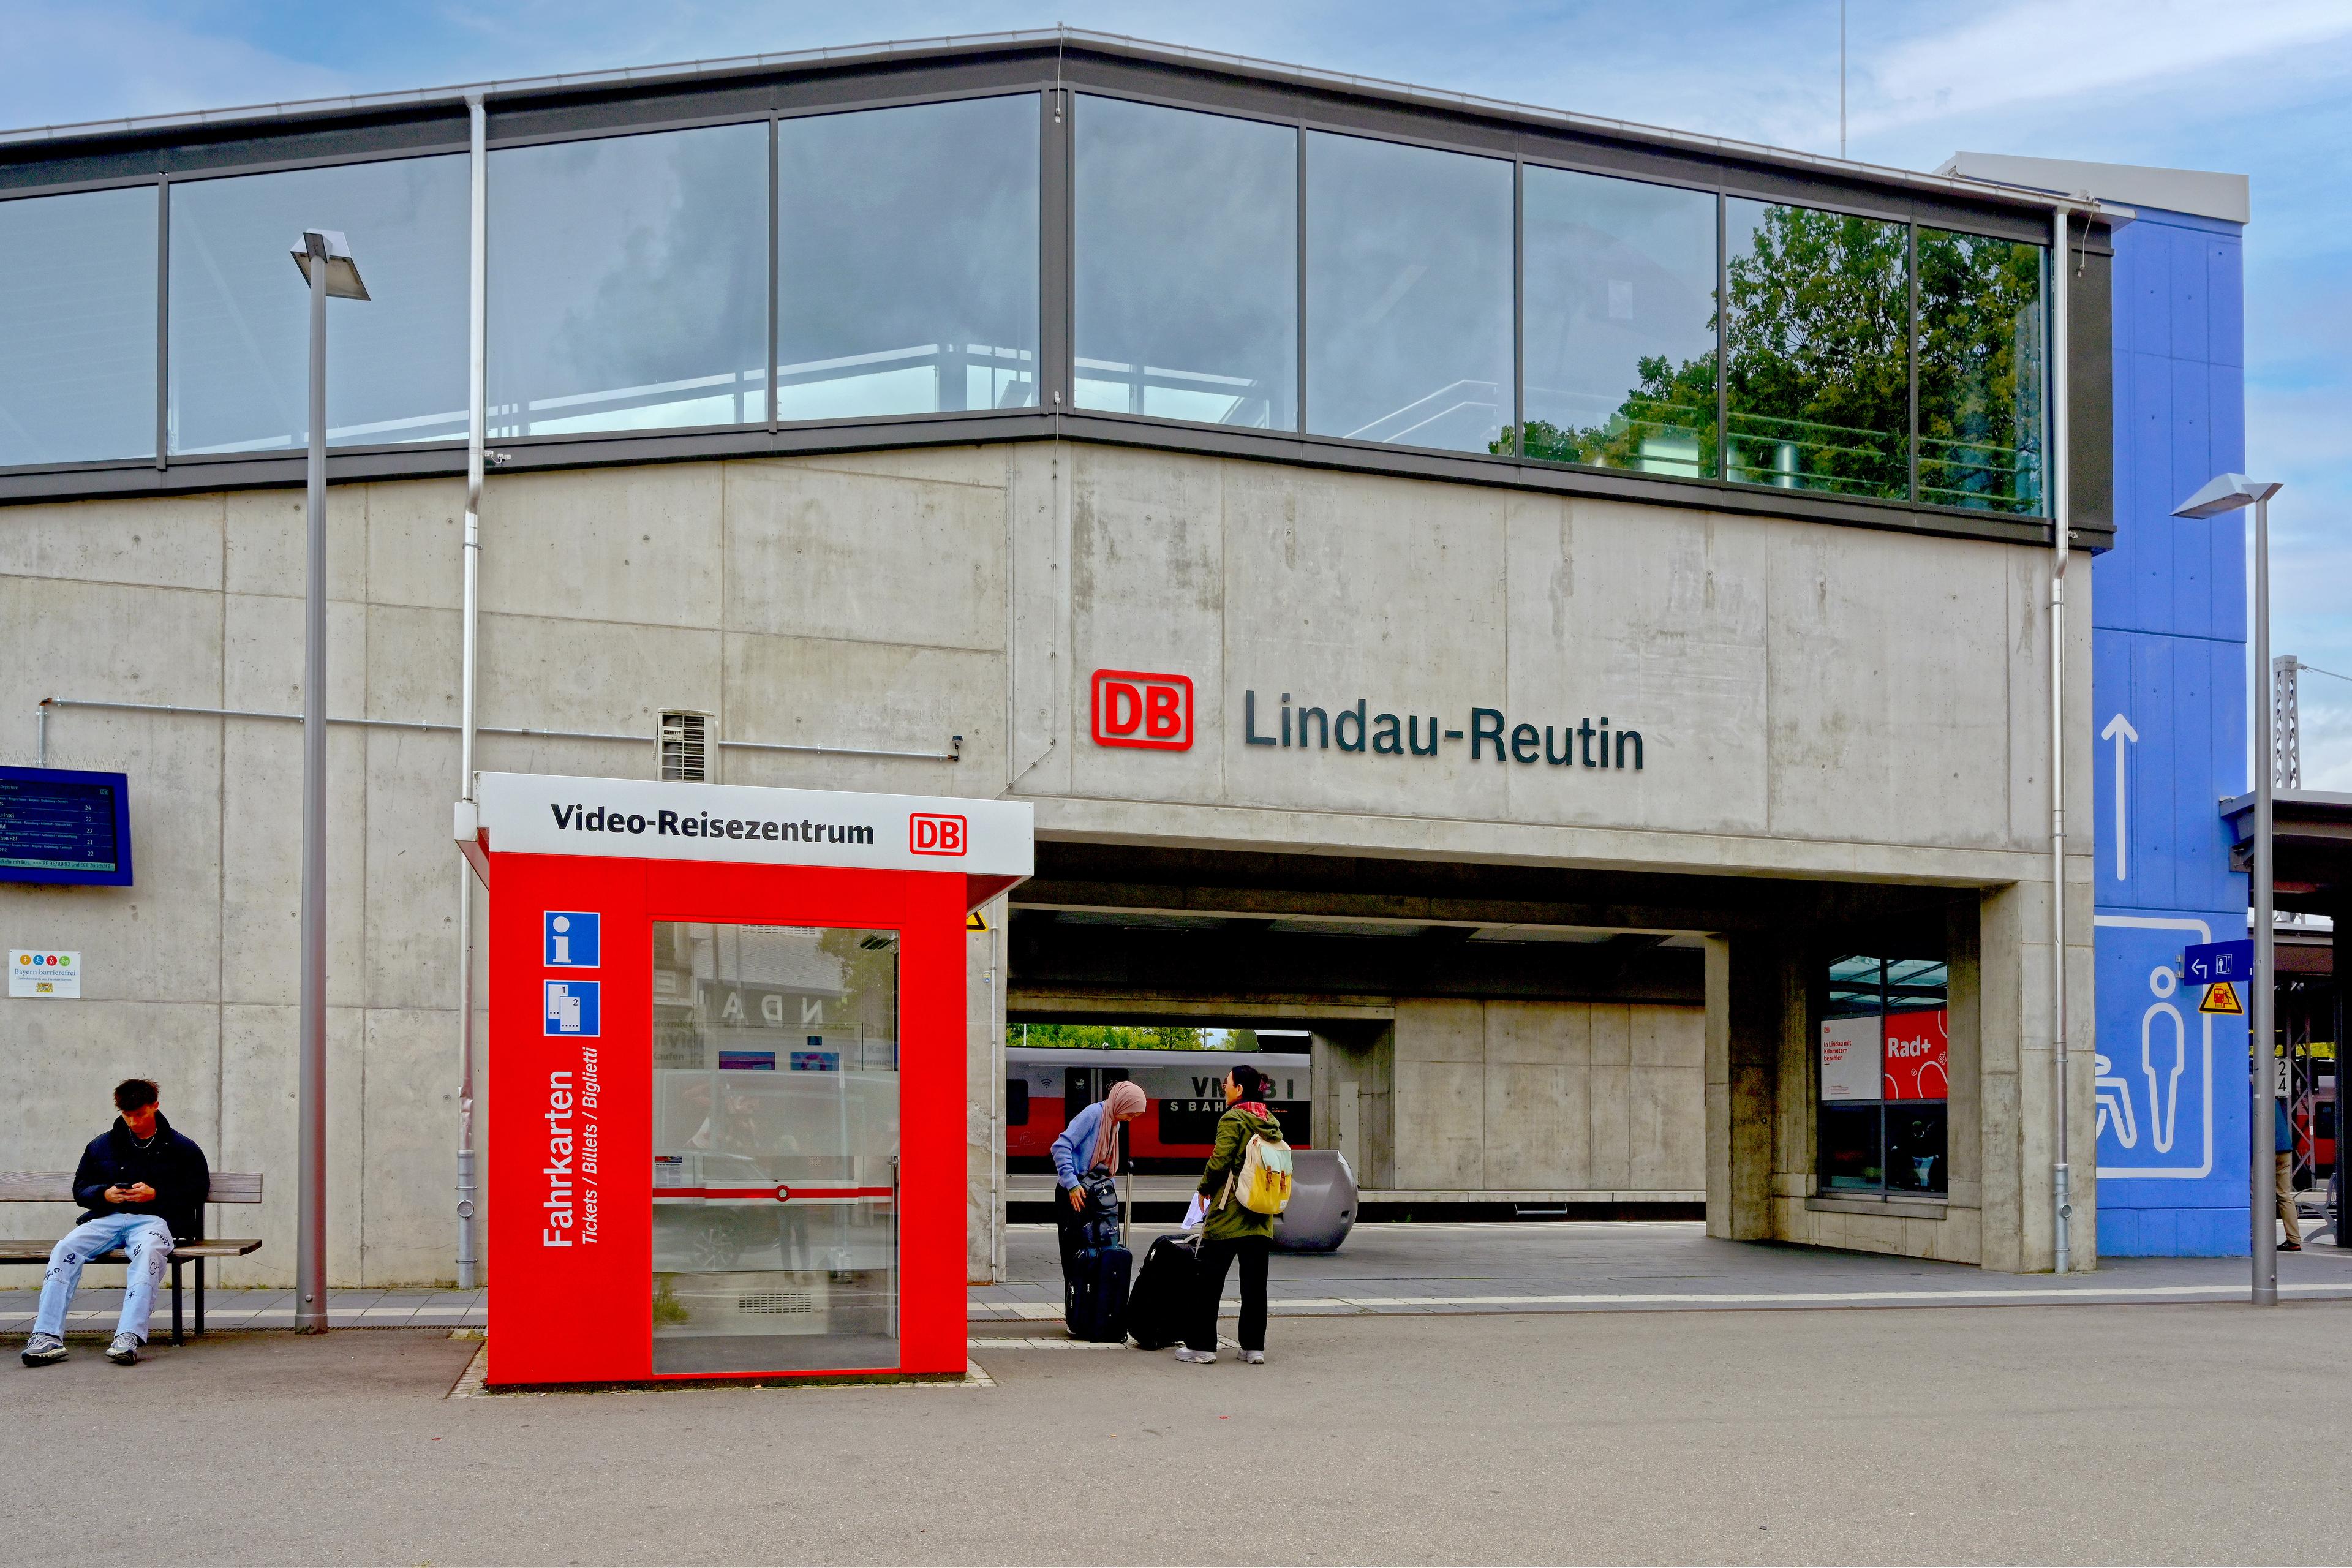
[0,44,2060,530]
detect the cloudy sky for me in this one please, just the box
[9,0,2348,783]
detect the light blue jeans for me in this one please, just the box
[35,1215,173,1343]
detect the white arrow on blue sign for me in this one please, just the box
[2181,939,2254,986]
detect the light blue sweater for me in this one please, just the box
[1052,1101,1110,1190]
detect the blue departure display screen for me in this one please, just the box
[0,767,133,886]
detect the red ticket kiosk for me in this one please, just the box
[462,772,1031,1386]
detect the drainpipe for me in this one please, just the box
[2048,198,2079,1273]
[453,91,487,1291]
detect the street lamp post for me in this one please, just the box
[2175,472,2286,1305]
[288,230,368,1333]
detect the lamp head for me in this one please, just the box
[2173,473,2283,518]
[289,229,369,301]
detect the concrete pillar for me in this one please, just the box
[1707,932,1795,1240]
[965,895,1007,1284]
[1977,874,2095,1273]
[1316,1021,1395,1189]
[1943,897,1986,1235]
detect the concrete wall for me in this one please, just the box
[1385,1000,1703,1197]
[1,439,2082,1282]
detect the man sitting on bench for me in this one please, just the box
[21,1079,209,1368]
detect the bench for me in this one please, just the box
[0,1173,264,1346]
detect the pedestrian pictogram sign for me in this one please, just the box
[2199,981,2243,1016]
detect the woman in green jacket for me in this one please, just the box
[1178,1063,1282,1366]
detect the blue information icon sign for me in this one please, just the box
[544,911,599,968]
[544,979,600,1037]
[2181,940,2254,987]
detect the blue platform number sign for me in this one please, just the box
[2181,940,2253,987]
[544,979,600,1038]
[544,911,599,968]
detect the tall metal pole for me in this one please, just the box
[454,91,488,1293]
[1839,0,1847,159]
[2048,204,2074,1273]
[2252,492,2278,1304]
[296,232,330,1334]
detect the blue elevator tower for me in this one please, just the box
[1945,155,2253,1255]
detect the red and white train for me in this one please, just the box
[1007,1046,1313,1175]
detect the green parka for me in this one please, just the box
[1196,1104,1284,1243]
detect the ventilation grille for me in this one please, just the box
[737,1290,817,1316]
[658,710,711,782]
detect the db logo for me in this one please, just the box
[909,813,966,856]
[1090,668,1194,751]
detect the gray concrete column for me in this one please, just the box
[1944,898,1985,1215]
[1977,881,2029,1272]
[1311,1022,1394,1191]
[1707,932,1797,1241]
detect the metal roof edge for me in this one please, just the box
[1937,151,2245,226]
[2,26,2083,214]
[2220,790,2352,820]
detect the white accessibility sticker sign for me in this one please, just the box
[11,949,80,998]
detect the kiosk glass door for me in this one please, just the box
[650,921,900,1373]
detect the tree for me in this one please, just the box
[1016,1023,1213,1051]
[1494,205,2041,513]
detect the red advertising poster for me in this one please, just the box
[1882,1009,1950,1101]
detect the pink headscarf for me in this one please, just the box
[1093,1081,1148,1173]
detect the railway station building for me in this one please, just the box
[0,30,2259,1289]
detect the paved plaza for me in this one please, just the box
[4,1292,2343,1565]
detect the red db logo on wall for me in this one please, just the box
[909,813,967,856]
[1091,669,1194,751]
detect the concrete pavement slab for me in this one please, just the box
[1,1305,2345,1564]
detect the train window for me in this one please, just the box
[1006,1079,1030,1127]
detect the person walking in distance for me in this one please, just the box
[21,1079,210,1367]
[2276,1096,2304,1253]
[1177,1063,1284,1366]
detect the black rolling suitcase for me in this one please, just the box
[1066,1243,1132,1342]
[1124,1231,1202,1350]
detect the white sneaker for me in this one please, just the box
[1242,1349,1265,1365]
[20,1333,65,1368]
[1173,1347,1217,1365]
[106,1333,140,1366]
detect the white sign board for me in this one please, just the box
[10,949,80,998]
[472,772,1033,879]
[1819,1014,1882,1102]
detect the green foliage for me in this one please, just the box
[1721,205,1910,497]
[1496,205,2041,513]
[1017,1023,1217,1051]
[1916,229,2044,513]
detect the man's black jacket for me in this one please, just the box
[73,1112,210,1242]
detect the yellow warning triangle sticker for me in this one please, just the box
[2199,981,2243,1016]
[966,910,990,933]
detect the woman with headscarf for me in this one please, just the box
[1050,1079,1148,1286]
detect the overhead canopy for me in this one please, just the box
[2222,790,2352,916]
[462,772,1033,911]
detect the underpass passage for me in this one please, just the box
[1004,841,1973,1234]
[1006,845,1720,1215]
